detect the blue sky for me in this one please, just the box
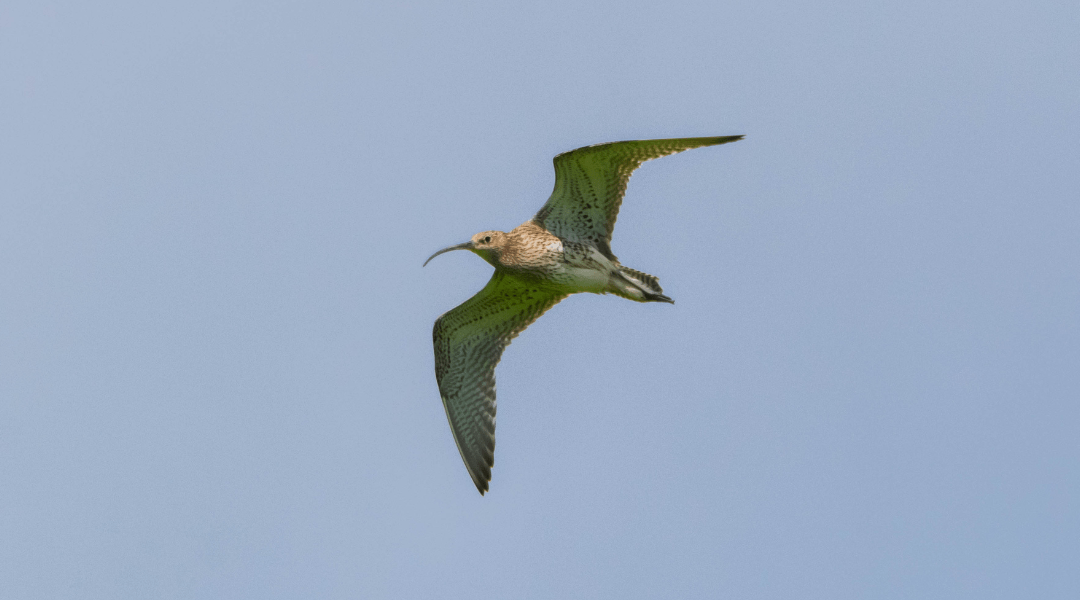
[2,1,1078,598]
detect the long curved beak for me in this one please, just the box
[423,241,474,267]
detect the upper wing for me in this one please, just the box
[533,136,743,259]
[432,271,567,495]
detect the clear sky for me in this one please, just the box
[2,1,1077,598]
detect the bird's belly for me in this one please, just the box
[551,264,611,294]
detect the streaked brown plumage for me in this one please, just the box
[425,135,743,494]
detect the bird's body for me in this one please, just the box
[450,220,667,301]
[425,135,743,494]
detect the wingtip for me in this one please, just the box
[474,477,490,495]
[711,134,745,145]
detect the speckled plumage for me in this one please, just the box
[426,135,743,494]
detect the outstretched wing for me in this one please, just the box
[433,271,567,495]
[533,135,743,259]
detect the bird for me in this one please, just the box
[424,135,743,494]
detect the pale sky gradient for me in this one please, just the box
[2,1,1078,598]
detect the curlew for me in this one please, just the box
[425,135,743,494]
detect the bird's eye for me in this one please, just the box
[484,236,491,243]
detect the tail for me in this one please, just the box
[612,266,674,304]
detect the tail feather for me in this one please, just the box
[616,266,673,303]
[620,267,663,294]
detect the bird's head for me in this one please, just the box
[424,230,507,268]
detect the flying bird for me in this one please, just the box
[425,135,743,494]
